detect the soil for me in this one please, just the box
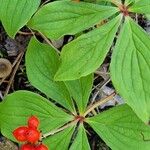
[0,1,149,150]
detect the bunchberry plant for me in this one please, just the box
[0,0,150,149]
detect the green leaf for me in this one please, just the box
[55,15,122,81]
[129,0,150,14]
[26,37,75,112]
[125,0,136,5]
[44,126,75,150]
[28,1,119,39]
[65,74,93,114]
[0,0,41,38]
[0,91,73,141]
[87,104,150,150]
[110,17,150,123]
[70,124,90,150]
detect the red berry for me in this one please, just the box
[13,126,28,142]
[35,144,48,150]
[28,116,39,129]
[21,143,35,150]
[26,128,40,143]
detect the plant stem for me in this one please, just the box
[42,120,77,138]
[83,92,115,117]
[42,93,115,138]
[18,31,35,35]
[0,52,22,86]
[3,52,24,97]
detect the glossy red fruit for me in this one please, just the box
[28,116,39,129]
[13,126,28,142]
[35,144,48,150]
[26,128,40,143]
[21,143,35,150]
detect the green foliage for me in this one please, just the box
[129,0,150,14]
[110,16,150,123]
[26,37,94,114]
[0,0,150,149]
[87,104,150,150]
[65,74,93,113]
[70,124,90,150]
[44,126,75,150]
[0,91,73,141]
[28,1,119,39]
[26,37,75,112]
[54,15,121,80]
[0,0,41,38]
[1,91,150,150]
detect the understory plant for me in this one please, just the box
[0,0,150,149]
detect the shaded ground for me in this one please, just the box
[0,137,18,150]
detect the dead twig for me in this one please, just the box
[4,51,24,97]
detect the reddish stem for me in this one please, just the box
[119,5,129,16]
[75,115,85,123]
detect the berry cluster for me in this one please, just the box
[13,115,48,150]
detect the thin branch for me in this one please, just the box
[92,78,110,91]
[12,52,24,68]
[4,52,24,97]
[18,31,35,35]
[42,120,77,138]
[83,92,116,117]
[0,52,23,86]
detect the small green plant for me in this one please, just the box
[0,0,150,149]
